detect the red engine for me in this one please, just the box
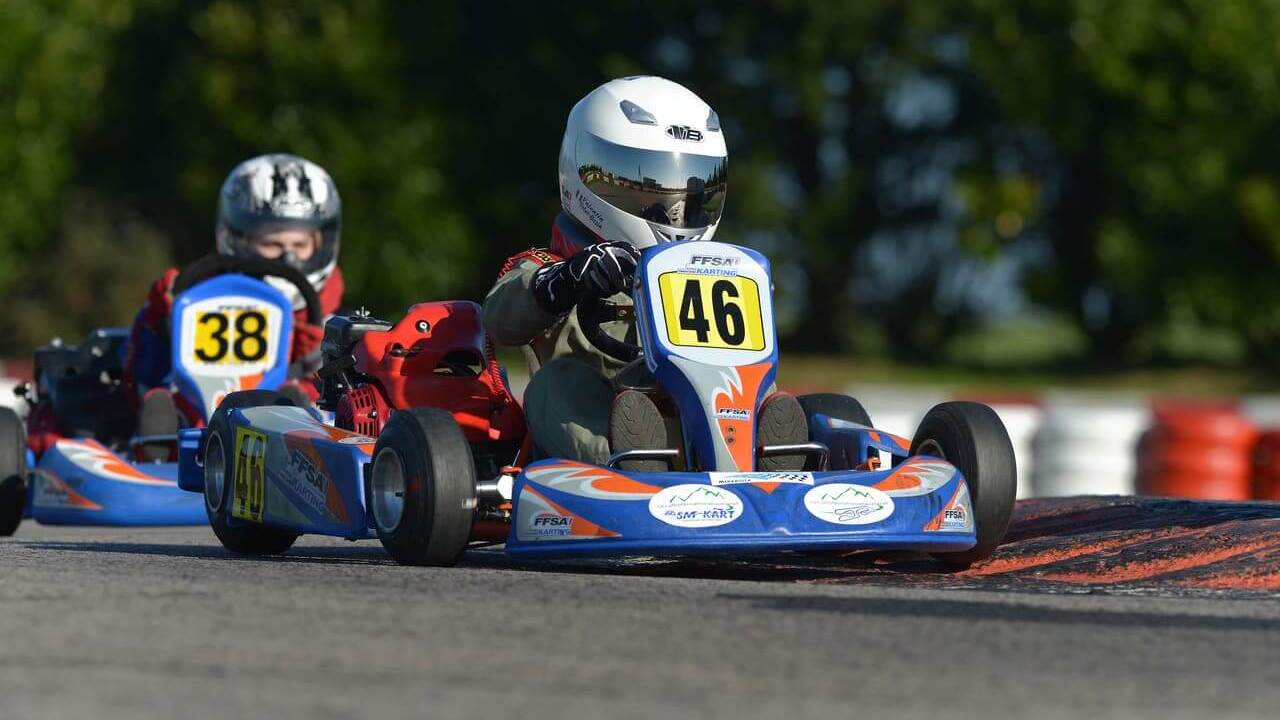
[325,301,525,452]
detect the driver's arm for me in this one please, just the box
[484,242,640,347]
[483,257,558,347]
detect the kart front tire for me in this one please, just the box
[370,408,475,566]
[0,407,26,537]
[203,393,298,555]
[912,402,1017,567]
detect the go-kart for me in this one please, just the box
[0,255,324,534]
[175,300,525,557]
[184,240,1016,567]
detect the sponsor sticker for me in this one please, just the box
[803,483,894,526]
[283,449,330,518]
[708,471,814,487]
[935,483,974,532]
[715,408,751,421]
[528,512,574,537]
[648,484,744,528]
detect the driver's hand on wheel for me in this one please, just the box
[292,321,325,360]
[532,241,640,314]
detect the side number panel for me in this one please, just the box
[232,427,267,522]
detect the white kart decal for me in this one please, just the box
[648,484,744,528]
[803,483,894,526]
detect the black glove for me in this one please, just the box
[532,241,640,314]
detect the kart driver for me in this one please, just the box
[483,76,807,471]
[125,153,346,418]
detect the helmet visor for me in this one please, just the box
[576,132,727,230]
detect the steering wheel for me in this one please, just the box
[576,293,642,363]
[172,254,324,326]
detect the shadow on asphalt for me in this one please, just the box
[19,540,398,566]
[721,593,1280,630]
[18,538,921,581]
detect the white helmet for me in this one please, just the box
[558,76,728,248]
[215,153,341,308]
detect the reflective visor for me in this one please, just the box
[576,132,727,229]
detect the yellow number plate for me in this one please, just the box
[232,427,267,522]
[658,272,765,351]
[190,307,274,367]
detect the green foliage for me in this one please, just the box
[0,0,1276,370]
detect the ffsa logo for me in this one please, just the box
[666,125,704,142]
[690,255,739,267]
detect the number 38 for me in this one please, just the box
[195,310,269,363]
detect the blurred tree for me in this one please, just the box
[2,0,1278,370]
[958,0,1280,364]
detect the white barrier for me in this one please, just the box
[1030,396,1149,497]
[986,403,1043,499]
[844,386,948,439]
[1241,395,1280,430]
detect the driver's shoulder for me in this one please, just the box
[497,247,562,278]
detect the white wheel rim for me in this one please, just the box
[371,447,407,534]
[204,432,226,513]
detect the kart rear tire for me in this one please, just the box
[203,393,298,556]
[911,402,1016,567]
[370,408,475,566]
[797,394,872,470]
[0,407,26,537]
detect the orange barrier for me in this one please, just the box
[1137,403,1258,500]
[1252,431,1280,501]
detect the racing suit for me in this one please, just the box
[483,213,637,464]
[123,264,346,414]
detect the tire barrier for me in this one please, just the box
[1252,431,1280,501]
[1030,398,1148,497]
[1137,403,1258,500]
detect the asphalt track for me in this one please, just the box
[2,497,1278,720]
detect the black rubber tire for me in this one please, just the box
[217,389,298,412]
[797,393,873,427]
[138,391,179,462]
[797,393,873,470]
[370,408,475,566]
[0,407,27,537]
[204,392,299,555]
[911,402,1017,566]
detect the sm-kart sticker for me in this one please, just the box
[803,483,894,526]
[232,427,267,522]
[648,484,744,528]
[708,471,814,487]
